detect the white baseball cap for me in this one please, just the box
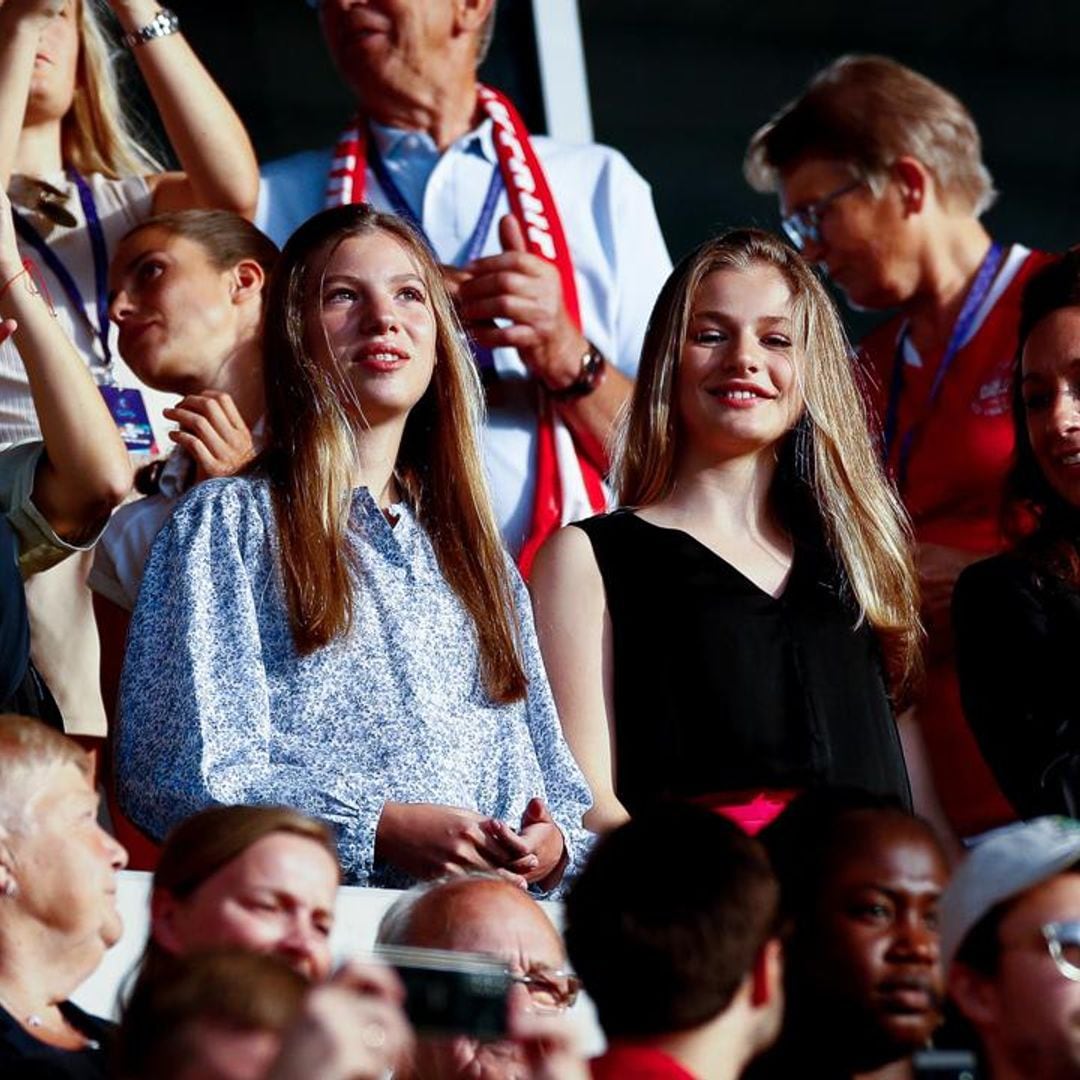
[940,816,1080,971]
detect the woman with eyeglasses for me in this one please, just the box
[116,203,592,894]
[530,228,920,834]
[745,54,1055,841]
[954,252,1080,819]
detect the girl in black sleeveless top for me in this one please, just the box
[530,229,921,832]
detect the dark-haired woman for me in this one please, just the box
[89,210,276,720]
[531,229,921,834]
[116,204,591,893]
[954,251,1080,818]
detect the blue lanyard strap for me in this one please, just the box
[367,133,503,374]
[366,131,504,264]
[883,241,1005,491]
[12,170,112,369]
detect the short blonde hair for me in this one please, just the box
[744,54,996,216]
[0,714,90,833]
[615,228,922,699]
[63,0,162,179]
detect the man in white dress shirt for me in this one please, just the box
[257,0,670,557]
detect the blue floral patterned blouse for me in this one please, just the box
[116,476,593,891]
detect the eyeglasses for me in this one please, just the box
[780,179,863,252]
[1043,921,1080,981]
[510,967,581,1012]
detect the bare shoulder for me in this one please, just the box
[529,523,603,600]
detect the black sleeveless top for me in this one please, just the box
[573,511,910,811]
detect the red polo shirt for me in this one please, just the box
[591,1044,697,1079]
[859,243,1054,835]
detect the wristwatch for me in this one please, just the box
[121,7,180,49]
[550,342,606,401]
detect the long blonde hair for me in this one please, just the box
[62,0,161,178]
[260,203,528,704]
[616,228,922,698]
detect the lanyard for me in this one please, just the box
[366,135,503,375]
[13,170,112,372]
[326,85,585,376]
[366,134,504,267]
[883,242,1004,491]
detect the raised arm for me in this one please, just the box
[458,152,671,471]
[107,0,259,218]
[0,0,65,187]
[0,189,131,543]
[528,524,629,833]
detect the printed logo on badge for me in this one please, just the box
[99,385,156,453]
[971,372,1013,416]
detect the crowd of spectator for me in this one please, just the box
[3,0,1080,1076]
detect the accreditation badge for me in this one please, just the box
[99,385,156,453]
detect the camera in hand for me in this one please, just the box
[377,945,512,1041]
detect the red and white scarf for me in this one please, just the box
[325,84,606,576]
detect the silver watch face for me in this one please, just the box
[127,7,180,47]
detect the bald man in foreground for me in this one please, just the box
[377,874,584,1080]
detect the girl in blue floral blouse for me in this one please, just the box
[117,204,592,893]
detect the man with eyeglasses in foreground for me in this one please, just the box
[943,816,1080,1079]
[376,873,587,1079]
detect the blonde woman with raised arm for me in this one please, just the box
[0,186,130,715]
[530,229,921,834]
[0,0,258,735]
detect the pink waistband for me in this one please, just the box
[693,790,798,835]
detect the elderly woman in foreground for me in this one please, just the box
[0,713,127,1076]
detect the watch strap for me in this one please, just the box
[549,343,606,401]
[121,7,180,49]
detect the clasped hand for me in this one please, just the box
[448,214,586,392]
[376,798,566,889]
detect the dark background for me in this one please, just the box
[578,1,1080,264]
[145,2,1080,303]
